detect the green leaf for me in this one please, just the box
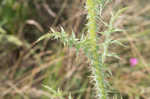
[107,52,120,59]
[110,7,128,25]
[36,33,51,43]
[111,40,126,47]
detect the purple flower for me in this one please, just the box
[130,58,138,66]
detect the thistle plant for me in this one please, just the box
[37,0,127,98]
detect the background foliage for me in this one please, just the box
[0,0,150,99]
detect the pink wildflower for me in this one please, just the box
[130,58,138,66]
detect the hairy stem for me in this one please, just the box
[86,0,107,98]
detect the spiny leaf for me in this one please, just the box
[111,40,126,47]
[107,52,120,59]
[42,85,57,94]
[110,7,128,25]
[36,33,51,43]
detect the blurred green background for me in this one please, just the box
[0,0,150,99]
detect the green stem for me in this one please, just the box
[86,0,107,98]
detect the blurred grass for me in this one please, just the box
[0,0,150,99]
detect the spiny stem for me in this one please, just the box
[86,0,107,98]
